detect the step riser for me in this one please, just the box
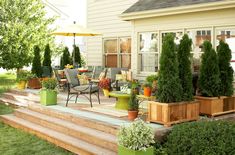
[15,110,117,151]
[28,105,118,135]
[0,116,94,155]
[1,94,39,104]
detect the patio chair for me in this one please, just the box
[64,69,100,107]
[53,69,67,90]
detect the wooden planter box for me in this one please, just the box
[195,96,235,117]
[148,101,199,127]
[28,78,42,89]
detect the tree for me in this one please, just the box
[0,0,55,72]
[31,45,42,77]
[217,40,234,96]
[61,47,71,68]
[43,44,52,74]
[157,34,182,103]
[198,41,220,97]
[72,45,81,67]
[178,34,193,101]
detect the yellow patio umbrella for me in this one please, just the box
[52,22,101,65]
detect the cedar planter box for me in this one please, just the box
[195,96,235,117]
[28,78,42,89]
[148,101,199,127]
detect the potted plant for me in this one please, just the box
[16,70,30,90]
[146,74,158,93]
[143,82,152,97]
[40,78,57,106]
[117,119,155,155]
[98,78,111,97]
[28,45,42,89]
[128,93,139,121]
[131,80,140,95]
[148,34,199,127]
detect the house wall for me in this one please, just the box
[86,0,138,66]
[131,8,235,79]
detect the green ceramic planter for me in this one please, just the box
[118,145,154,155]
[40,89,57,106]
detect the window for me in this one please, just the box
[161,31,183,45]
[187,29,212,72]
[103,37,131,68]
[138,32,158,72]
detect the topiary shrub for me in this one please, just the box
[72,45,81,67]
[198,41,220,97]
[157,34,182,103]
[61,47,71,68]
[178,34,193,101]
[42,44,52,75]
[164,121,235,155]
[217,40,234,96]
[31,45,42,78]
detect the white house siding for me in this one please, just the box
[131,8,235,79]
[86,0,138,66]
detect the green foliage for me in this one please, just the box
[31,45,42,77]
[0,73,16,94]
[146,74,158,84]
[117,119,155,151]
[0,103,13,115]
[158,34,182,103]
[43,44,52,75]
[128,93,139,111]
[41,78,57,90]
[143,82,152,88]
[61,47,72,68]
[164,121,235,155]
[16,70,30,82]
[178,34,193,101]
[198,41,220,97]
[0,0,55,70]
[217,40,234,96]
[72,45,81,67]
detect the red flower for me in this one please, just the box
[99,78,111,90]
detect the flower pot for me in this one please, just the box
[144,87,151,97]
[28,78,42,89]
[118,145,154,155]
[40,89,57,106]
[103,89,110,97]
[128,110,139,121]
[17,81,27,90]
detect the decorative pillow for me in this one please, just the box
[98,71,106,80]
[126,70,132,81]
[77,74,88,85]
[121,70,127,81]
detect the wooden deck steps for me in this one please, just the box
[0,114,116,155]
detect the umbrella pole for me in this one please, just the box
[73,33,75,67]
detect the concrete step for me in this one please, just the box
[28,104,119,135]
[15,108,117,152]
[0,114,116,155]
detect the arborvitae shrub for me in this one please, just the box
[157,34,182,103]
[217,40,234,96]
[42,44,52,74]
[164,121,235,155]
[178,34,193,101]
[72,45,81,67]
[198,41,220,97]
[31,45,42,77]
[61,47,71,68]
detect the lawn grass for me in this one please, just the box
[0,73,16,94]
[0,103,73,155]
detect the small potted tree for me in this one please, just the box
[40,78,57,106]
[17,70,30,90]
[118,119,155,155]
[146,74,158,94]
[99,78,111,97]
[128,93,139,121]
[143,82,152,97]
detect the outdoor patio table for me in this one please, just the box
[109,91,130,110]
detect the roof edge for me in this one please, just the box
[120,1,235,21]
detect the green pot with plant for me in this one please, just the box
[118,119,155,155]
[40,78,57,106]
[143,82,152,97]
[128,93,139,121]
[98,78,111,97]
[16,70,30,90]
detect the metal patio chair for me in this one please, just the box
[53,69,67,91]
[64,69,100,107]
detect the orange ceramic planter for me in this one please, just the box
[144,87,151,97]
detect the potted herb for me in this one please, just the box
[131,80,140,95]
[98,78,111,97]
[16,70,30,90]
[146,74,158,93]
[40,78,57,106]
[128,93,139,121]
[117,119,155,155]
[143,82,152,97]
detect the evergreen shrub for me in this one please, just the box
[31,45,42,77]
[42,44,52,75]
